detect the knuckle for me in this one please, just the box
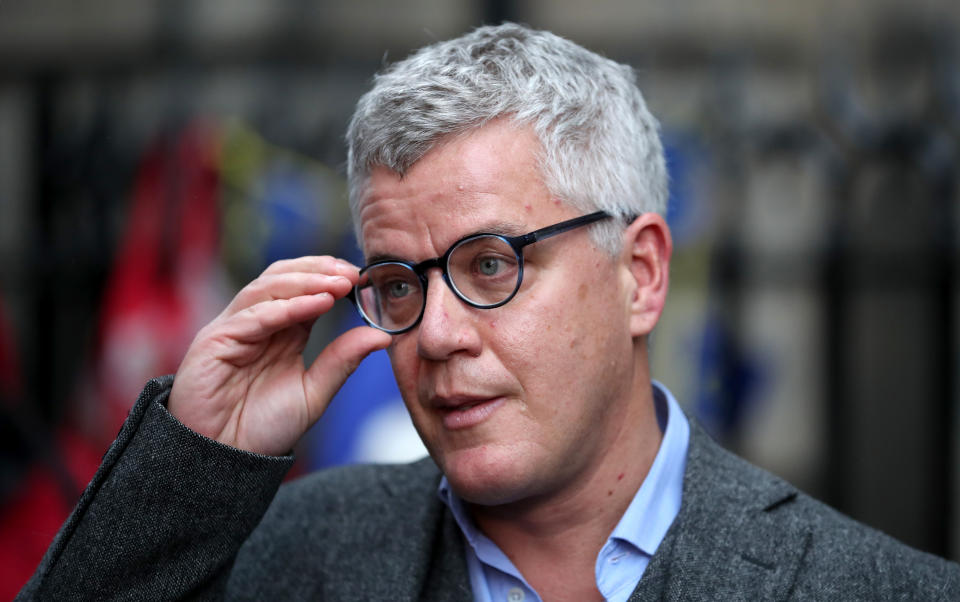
[242,303,262,319]
[263,258,289,274]
[248,275,268,294]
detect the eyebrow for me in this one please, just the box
[364,220,528,266]
[475,220,527,237]
[364,252,409,265]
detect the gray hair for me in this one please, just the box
[346,22,668,255]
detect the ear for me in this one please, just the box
[621,213,672,338]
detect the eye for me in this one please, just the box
[385,280,412,299]
[477,256,504,276]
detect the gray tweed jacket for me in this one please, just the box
[18,376,960,600]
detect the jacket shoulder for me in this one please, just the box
[273,456,440,513]
[785,490,960,598]
[227,458,446,599]
[246,456,440,549]
[683,424,960,598]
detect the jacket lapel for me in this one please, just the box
[629,420,810,600]
[420,508,474,602]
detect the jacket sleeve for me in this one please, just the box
[16,376,295,601]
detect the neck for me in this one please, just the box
[467,351,663,599]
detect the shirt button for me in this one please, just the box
[507,587,525,602]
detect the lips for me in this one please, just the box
[431,395,506,430]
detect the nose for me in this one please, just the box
[416,269,483,361]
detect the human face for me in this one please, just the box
[359,120,638,506]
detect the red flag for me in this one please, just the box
[91,123,229,443]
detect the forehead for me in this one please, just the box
[357,121,576,260]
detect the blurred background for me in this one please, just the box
[1,0,958,595]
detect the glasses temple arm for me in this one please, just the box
[524,211,613,244]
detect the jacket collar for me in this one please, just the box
[343,414,808,601]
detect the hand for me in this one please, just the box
[167,256,393,456]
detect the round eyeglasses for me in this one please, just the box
[349,211,613,334]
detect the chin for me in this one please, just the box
[437,443,539,507]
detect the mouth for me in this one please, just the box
[432,396,506,430]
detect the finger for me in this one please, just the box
[217,293,338,347]
[301,326,393,420]
[225,272,353,316]
[262,256,360,279]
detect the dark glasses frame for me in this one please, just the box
[349,211,614,334]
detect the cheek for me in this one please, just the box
[496,292,587,391]
[510,268,627,382]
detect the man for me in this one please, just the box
[20,23,960,601]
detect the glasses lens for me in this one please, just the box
[356,263,423,332]
[448,235,521,307]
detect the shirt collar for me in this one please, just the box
[438,477,520,577]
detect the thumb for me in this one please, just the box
[302,326,393,419]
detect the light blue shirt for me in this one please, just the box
[437,381,690,602]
